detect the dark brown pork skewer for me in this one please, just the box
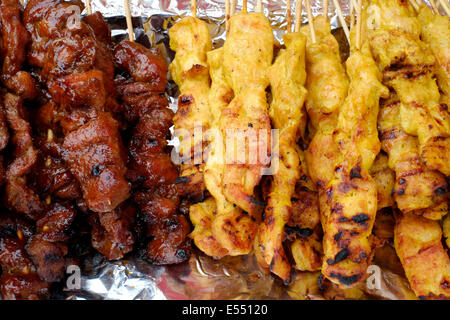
[114,40,192,265]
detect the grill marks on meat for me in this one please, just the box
[3,94,43,219]
[115,41,191,265]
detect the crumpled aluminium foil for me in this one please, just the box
[62,0,420,300]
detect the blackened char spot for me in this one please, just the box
[179,95,193,105]
[318,274,324,291]
[174,176,189,184]
[352,214,370,225]
[334,231,343,242]
[435,187,447,195]
[327,248,349,265]
[91,165,105,177]
[249,196,266,207]
[176,249,187,259]
[329,272,361,286]
[350,166,362,179]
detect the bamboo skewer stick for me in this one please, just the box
[323,0,328,19]
[124,0,134,41]
[437,0,450,15]
[191,0,197,16]
[332,0,350,44]
[350,0,355,28]
[356,0,362,50]
[294,0,303,32]
[256,0,263,13]
[226,0,230,31]
[243,0,248,13]
[409,0,420,11]
[305,0,316,43]
[86,0,92,15]
[429,0,440,14]
[231,0,237,15]
[287,0,292,32]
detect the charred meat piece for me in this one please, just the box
[25,234,68,283]
[31,142,82,201]
[0,273,50,300]
[0,212,35,240]
[35,202,76,242]
[0,104,10,152]
[127,107,178,188]
[63,112,130,213]
[0,0,37,99]
[47,70,107,112]
[134,186,191,265]
[113,41,168,92]
[89,203,135,260]
[0,231,50,300]
[3,93,43,219]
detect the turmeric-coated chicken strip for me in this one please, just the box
[369,153,395,210]
[394,212,450,299]
[219,12,273,215]
[321,41,389,288]
[191,48,257,257]
[302,17,349,230]
[417,5,450,97]
[205,12,272,255]
[257,32,308,282]
[169,17,212,199]
[378,93,448,220]
[367,0,450,175]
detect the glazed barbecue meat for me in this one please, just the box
[135,186,191,265]
[89,203,135,260]
[115,40,191,265]
[257,32,308,282]
[62,112,130,213]
[378,93,448,220]
[0,0,37,99]
[114,41,167,92]
[0,214,50,300]
[23,0,130,214]
[3,93,43,219]
[31,137,82,201]
[169,17,212,199]
[367,0,450,176]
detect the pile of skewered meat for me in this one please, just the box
[171,0,449,300]
[0,0,191,299]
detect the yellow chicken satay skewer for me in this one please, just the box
[257,0,311,282]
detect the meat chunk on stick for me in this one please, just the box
[219,11,273,215]
[394,212,450,299]
[367,0,450,175]
[169,16,212,200]
[257,31,308,282]
[378,93,448,220]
